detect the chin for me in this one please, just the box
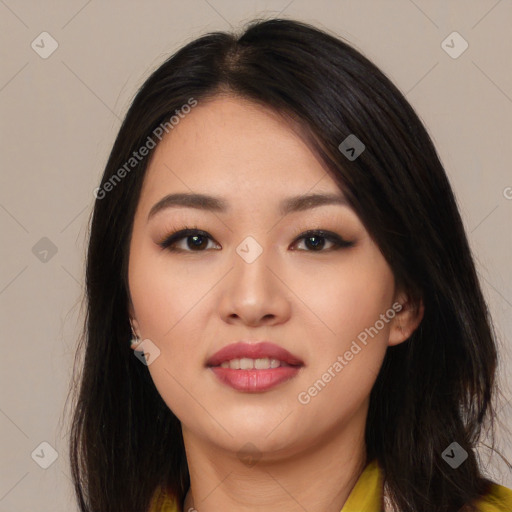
[227,420,300,450]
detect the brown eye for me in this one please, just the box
[159,229,219,252]
[158,228,354,253]
[291,230,354,252]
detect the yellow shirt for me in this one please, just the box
[150,459,512,511]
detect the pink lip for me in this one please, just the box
[206,341,304,393]
[206,341,303,367]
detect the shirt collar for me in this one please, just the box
[341,458,384,512]
[153,458,384,512]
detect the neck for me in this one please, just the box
[181,405,368,512]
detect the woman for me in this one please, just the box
[68,18,512,512]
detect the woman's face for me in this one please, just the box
[128,95,412,458]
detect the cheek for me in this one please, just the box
[128,242,213,405]
[294,260,394,419]
[128,240,212,341]
[293,248,395,349]
[291,248,395,412]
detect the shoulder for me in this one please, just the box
[472,483,512,512]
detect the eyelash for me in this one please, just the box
[157,224,355,253]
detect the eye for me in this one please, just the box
[291,229,354,252]
[157,227,355,253]
[158,227,220,252]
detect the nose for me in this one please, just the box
[218,247,292,327]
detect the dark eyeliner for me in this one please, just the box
[158,227,209,250]
[292,229,355,250]
[158,227,354,252]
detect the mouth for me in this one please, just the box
[215,357,297,369]
[206,341,304,392]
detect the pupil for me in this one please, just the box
[189,235,207,250]
[306,236,324,250]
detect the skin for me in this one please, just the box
[128,95,423,512]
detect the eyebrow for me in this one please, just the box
[147,192,348,221]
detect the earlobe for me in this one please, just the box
[388,294,424,346]
[129,317,143,350]
[128,302,143,350]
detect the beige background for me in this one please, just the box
[0,1,511,510]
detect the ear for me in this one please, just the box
[388,290,424,346]
[128,299,143,350]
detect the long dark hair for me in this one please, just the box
[68,17,505,512]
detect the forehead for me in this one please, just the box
[139,95,341,210]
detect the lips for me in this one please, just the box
[206,341,304,368]
[206,342,304,392]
